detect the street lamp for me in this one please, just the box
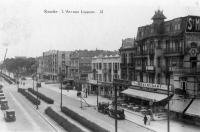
[165,61,170,132]
[59,67,63,109]
[93,69,99,107]
[32,75,35,91]
[36,74,39,110]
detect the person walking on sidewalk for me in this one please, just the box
[147,115,151,125]
[143,115,147,125]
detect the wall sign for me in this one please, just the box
[131,81,172,91]
[189,48,198,57]
[186,16,200,32]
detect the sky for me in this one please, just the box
[0,0,200,60]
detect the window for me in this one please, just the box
[157,57,161,67]
[150,58,154,66]
[62,54,65,59]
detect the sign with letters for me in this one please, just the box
[186,16,200,32]
[131,81,172,91]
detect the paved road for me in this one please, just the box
[0,80,63,132]
[1,77,153,132]
[38,83,153,132]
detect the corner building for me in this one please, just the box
[120,10,200,122]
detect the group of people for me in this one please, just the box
[143,115,151,125]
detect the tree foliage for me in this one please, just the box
[2,57,37,76]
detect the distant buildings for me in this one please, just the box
[42,50,71,81]
[69,50,118,91]
[88,54,121,98]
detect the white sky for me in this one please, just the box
[0,0,200,60]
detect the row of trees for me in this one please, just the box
[1,57,38,76]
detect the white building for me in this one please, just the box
[88,54,121,98]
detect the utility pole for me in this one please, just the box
[166,61,170,132]
[114,84,118,132]
[167,74,170,132]
[33,76,34,91]
[36,74,39,110]
[59,67,63,109]
[96,70,99,107]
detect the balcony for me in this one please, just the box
[174,67,200,75]
[128,63,134,68]
[102,69,107,73]
[120,63,127,68]
[164,48,184,56]
[135,66,142,70]
[146,66,155,71]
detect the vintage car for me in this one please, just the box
[1,100,9,110]
[4,109,16,122]
[36,82,41,88]
[98,102,109,114]
[107,105,125,120]
[0,96,5,101]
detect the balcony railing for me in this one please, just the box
[120,63,127,68]
[174,67,200,74]
[128,63,134,68]
[164,48,184,54]
[135,65,142,70]
[146,65,155,71]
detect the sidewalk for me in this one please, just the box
[42,83,200,132]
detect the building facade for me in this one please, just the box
[88,54,121,98]
[69,50,118,91]
[120,10,200,121]
[42,50,71,81]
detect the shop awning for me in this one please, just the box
[166,95,192,113]
[121,88,168,102]
[185,99,200,117]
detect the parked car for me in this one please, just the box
[21,77,26,80]
[4,109,16,122]
[98,102,109,114]
[36,82,41,88]
[107,105,125,120]
[0,96,5,101]
[1,100,9,110]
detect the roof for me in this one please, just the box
[151,10,166,20]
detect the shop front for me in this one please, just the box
[121,81,173,120]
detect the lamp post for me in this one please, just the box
[114,83,118,132]
[166,62,170,132]
[36,74,39,110]
[93,69,99,107]
[59,67,63,109]
[17,72,19,90]
[32,75,35,91]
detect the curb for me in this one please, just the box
[126,119,157,132]
[124,109,157,132]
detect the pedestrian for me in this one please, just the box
[143,115,147,125]
[147,115,151,125]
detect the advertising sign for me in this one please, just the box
[131,81,172,91]
[186,16,200,32]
